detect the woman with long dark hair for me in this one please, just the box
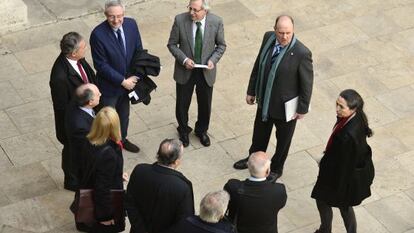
[311,89,375,233]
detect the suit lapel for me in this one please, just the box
[105,22,126,58]
[61,55,84,84]
[202,14,211,57]
[185,15,195,57]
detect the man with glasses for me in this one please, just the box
[167,0,226,147]
[90,0,142,153]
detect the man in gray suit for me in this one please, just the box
[167,0,226,147]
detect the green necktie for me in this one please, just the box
[194,21,202,64]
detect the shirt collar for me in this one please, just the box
[112,26,124,33]
[248,176,267,182]
[66,57,78,66]
[194,16,206,26]
[79,106,95,118]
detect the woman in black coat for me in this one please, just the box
[311,89,374,233]
[81,107,126,233]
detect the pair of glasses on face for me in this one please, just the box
[187,6,203,13]
[107,14,124,20]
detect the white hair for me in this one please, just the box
[199,190,229,223]
[104,0,125,13]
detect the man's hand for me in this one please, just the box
[122,172,129,182]
[207,60,215,70]
[293,113,305,120]
[121,76,138,90]
[246,95,255,105]
[100,219,115,225]
[184,59,195,70]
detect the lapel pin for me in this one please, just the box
[291,52,294,55]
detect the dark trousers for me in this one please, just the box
[62,144,78,187]
[249,108,297,173]
[176,69,213,134]
[100,93,130,141]
[316,199,357,233]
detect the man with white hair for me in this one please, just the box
[90,0,142,153]
[224,151,287,233]
[173,190,235,233]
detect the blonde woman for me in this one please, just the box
[80,107,125,232]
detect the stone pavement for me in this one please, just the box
[0,0,414,232]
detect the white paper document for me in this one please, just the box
[284,96,298,122]
[128,91,139,100]
[194,64,209,69]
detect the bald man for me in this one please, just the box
[65,83,101,187]
[234,15,313,180]
[224,152,287,233]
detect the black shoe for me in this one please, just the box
[267,172,282,183]
[196,132,210,147]
[124,139,140,153]
[233,158,248,170]
[179,133,190,147]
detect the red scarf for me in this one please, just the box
[325,115,353,152]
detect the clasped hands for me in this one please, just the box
[121,76,139,90]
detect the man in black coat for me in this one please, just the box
[172,190,235,233]
[224,152,287,233]
[65,84,101,186]
[49,31,96,191]
[233,15,313,180]
[125,139,194,233]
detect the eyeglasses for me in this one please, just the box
[106,14,124,20]
[187,6,204,13]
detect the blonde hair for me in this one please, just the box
[87,107,121,145]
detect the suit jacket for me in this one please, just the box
[172,216,235,233]
[49,53,96,143]
[90,17,143,97]
[247,31,313,120]
[81,140,124,222]
[311,113,374,207]
[125,163,195,233]
[224,179,287,233]
[65,104,94,180]
[167,12,226,87]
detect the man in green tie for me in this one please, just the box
[167,0,226,147]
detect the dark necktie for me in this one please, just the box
[271,44,283,64]
[76,60,89,83]
[116,29,126,55]
[194,21,202,64]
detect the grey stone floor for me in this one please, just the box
[1,0,414,232]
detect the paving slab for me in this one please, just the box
[365,193,414,233]
[0,0,413,232]
[5,99,54,134]
[0,111,20,140]
[0,162,57,203]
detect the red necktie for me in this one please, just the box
[76,60,89,83]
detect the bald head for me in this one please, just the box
[247,151,271,178]
[274,15,294,47]
[75,83,101,108]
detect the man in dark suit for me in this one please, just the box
[172,190,235,233]
[167,0,226,147]
[50,31,96,191]
[125,139,194,233]
[65,83,101,185]
[90,0,142,153]
[233,15,313,180]
[224,152,287,233]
